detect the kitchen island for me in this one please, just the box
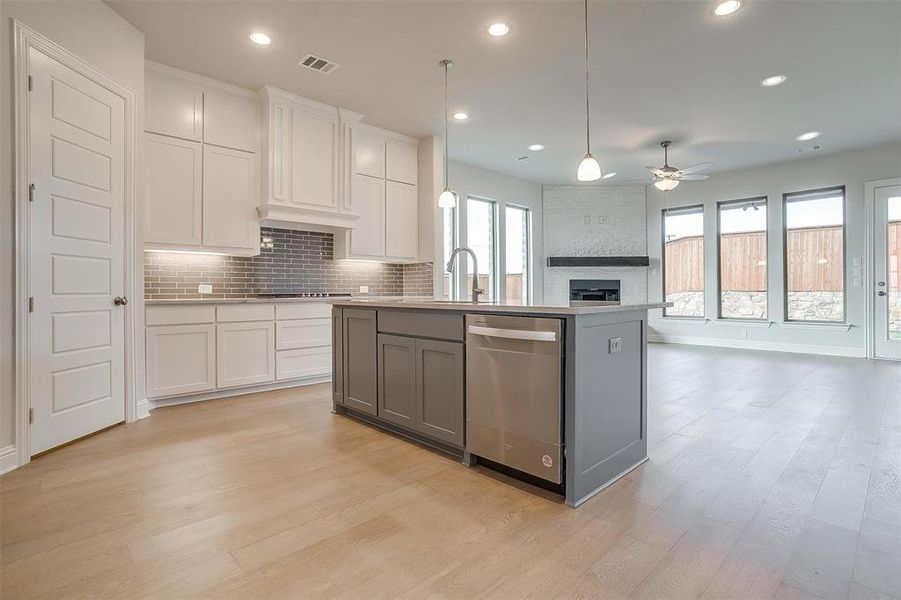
[331,299,667,507]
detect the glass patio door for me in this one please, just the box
[874,185,901,360]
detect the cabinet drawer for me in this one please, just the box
[276,347,332,381]
[276,302,332,320]
[276,318,331,350]
[146,305,215,326]
[217,303,274,322]
[377,310,464,341]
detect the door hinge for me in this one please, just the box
[28,75,33,92]
[28,296,35,313]
[29,408,34,424]
[28,183,35,202]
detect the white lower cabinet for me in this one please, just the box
[216,321,276,388]
[146,324,216,398]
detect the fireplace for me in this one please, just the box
[569,279,621,305]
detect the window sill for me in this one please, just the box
[777,321,853,332]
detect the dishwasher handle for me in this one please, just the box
[468,325,558,342]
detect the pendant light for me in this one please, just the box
[576,0,601,182]
[437,59,458,208]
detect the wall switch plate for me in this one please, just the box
[198,284,212,294]
[609,337,622,354]
[583,215,592,225]
[359,285,369,294]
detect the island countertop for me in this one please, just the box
[333,298,670,316]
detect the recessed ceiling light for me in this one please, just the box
[761,75,787,87]
[249,32,271,45]
[602,172,617,179]
[713,0,741,16]
[453,112,469,121]
[487,22,511,37]
[796,131,820,141]
[528,144,545,151]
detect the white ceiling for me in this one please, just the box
[107,0,901,185]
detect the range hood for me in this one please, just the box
[546,256,650,267]
[256,204,359,233]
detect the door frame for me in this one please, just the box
[13,21,139,467]
[865,177,901,360]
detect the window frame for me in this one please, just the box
[781,185,847,324]
[504,203,532,305]
[443,205,459,300]
[661,204,706,319]
[716,196,769,321]
[464,194,500,302]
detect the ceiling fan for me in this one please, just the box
[646,141,713,191]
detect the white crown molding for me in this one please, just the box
[146,60,257,99]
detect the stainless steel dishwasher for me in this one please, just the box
[465,314,563,484]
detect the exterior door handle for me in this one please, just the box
[113,296,128,306]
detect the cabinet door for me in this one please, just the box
[146,324,215,398]
[342,309,377,415]
[386,139,418,185]
[293,111,338,209]
[204,90,259,153]
[216,321,275,388]
[202,145,259,251]
[377,334,416,428]
[354,130,385,178]
[385,181,418,261]
[415,339,464,447]
[349,174,385,258]
[332,308,344,405]
[145,69,203,141]
[144,133,202,246]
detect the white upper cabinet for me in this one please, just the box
[386,140,418,185]
[145,66,203,141]
[385,181,418,261]
[202,145,259,252]
[204,90,259,153]
[144,133,202,246]
[292,111,338,209]
[349,174,386,258]
[354,130,385,179]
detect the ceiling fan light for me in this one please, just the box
[654,179,680,192]
[577,154,602,182]
[438,187,458,208]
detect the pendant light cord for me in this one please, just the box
[584,0,591,155]
[444,61,450,189]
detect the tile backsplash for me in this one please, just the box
[144,228,434,300]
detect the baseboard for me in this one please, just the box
[648,334,866,358]
[0,445,19,475]
[148,376,331,411]
[136,400,151,420]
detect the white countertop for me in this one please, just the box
[333,298,670,316]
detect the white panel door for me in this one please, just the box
[874,185,901,360]
[217,322,275,388]
[28,48,126,454]
[349,174,385,258]
[385,180,418,261]
[385,139,418,185]
[146,324,216,398]
[145,67,203,141]
[202,145,259,251]
[143,133,202,246]
[292,112,337,208]
[203,90,259,153]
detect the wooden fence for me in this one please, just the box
[665,223,901,293]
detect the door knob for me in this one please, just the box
[113,296,128,306]
[877,291,887,297]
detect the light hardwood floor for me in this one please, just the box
[2,344,899,599]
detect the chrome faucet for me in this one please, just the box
[446,246,485,303]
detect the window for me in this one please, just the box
[783,187,845,322]
[505,206,531,304]
[465,197,497,301]
[662,205,704,317]
[442,206,457,299]
[718,197,768,319]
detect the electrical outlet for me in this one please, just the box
[359,285,369,294]
[609,337,622,354]
[198,284,212,294]
[596,215,608,225]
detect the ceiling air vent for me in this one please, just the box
[299,53,340,74]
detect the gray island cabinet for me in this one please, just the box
[331,299,668,508]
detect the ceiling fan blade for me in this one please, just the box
[677,174,710,181]
[676,162,714,175]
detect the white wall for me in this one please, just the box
[542,185,648,305]
[0,1,145,450]
[646,142,901,357]
[439,159,544,302]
